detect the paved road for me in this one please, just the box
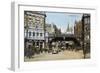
[24,50,90,62]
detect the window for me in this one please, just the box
[40,33,42,36]
[29,31,31,37]
[37,32,39,36]
[33,32,35,36]
[36,42,39,47]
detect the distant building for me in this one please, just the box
[45,23,55,35]
[66,23,74,34]
[24,11,46,49]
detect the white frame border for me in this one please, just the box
[11,2,97,71]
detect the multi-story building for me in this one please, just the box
[24,11,46,49]
[82,14,90,52]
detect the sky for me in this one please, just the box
[46,12,83,33]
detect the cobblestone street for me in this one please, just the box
[24,50,90,62]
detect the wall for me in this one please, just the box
[0,0,100,73]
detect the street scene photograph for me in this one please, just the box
[24,11,90,62]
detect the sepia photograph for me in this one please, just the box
[24,11,90,62]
